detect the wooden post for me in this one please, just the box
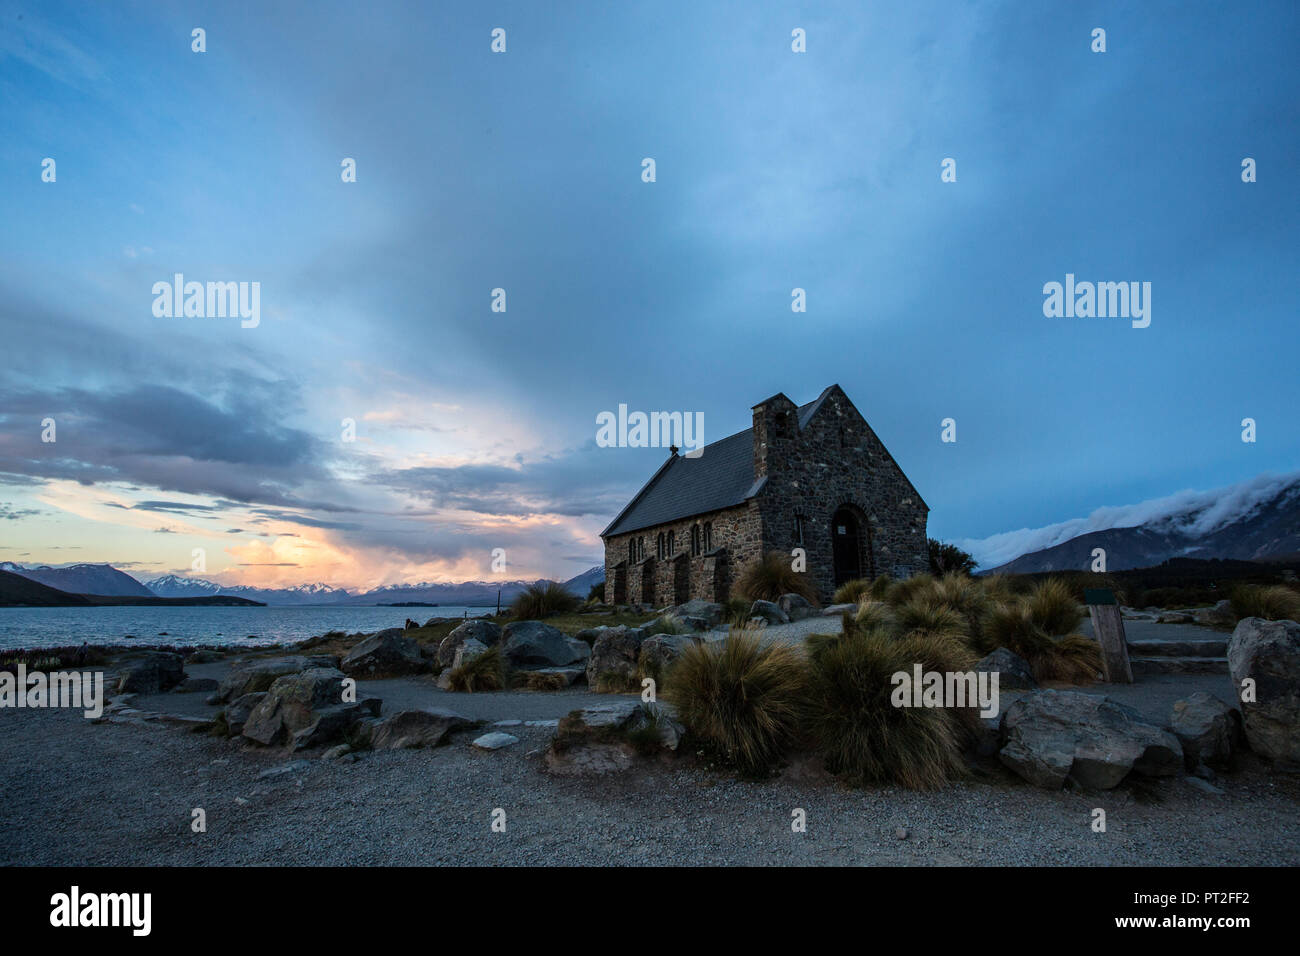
[1085,588,1132,683]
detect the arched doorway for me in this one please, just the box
[831,506,873,587]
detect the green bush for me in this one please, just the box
[666,630,807,776]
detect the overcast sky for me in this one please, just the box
[1,0,1297,588]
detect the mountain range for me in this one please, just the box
[0,562,606,606]
[983,472,1300,574]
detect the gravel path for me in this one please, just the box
[3,704,1297,866]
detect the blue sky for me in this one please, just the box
[1,0,1297,587]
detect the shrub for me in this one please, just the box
[833,577,873,605]
[642,613,689,637]
[805,628,970,789]
[1024,578,1084,636]
[666,630,807,776]
[894,595,970,642]
[587,581,605,602]
[446,647,507,691]
[523,670,569,691]
[928,538,978,575]
[510,581,580,620]
[868,574,894,600]
[1230,584,1300,623]
[852,599,897,634]
[885,573,936,607]
[723,597,753,628]
[1035,634,1103,683]
[732,551,818,605]
[983,601,1100,683]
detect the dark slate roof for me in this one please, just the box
[600,387,833,538]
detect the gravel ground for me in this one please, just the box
[3,704,1298,866]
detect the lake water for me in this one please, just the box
[0,605,495,651]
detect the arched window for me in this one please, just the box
[703,522,713,552]
[656,532,664,559]
[691,524,701,556]
[667,530,675,555]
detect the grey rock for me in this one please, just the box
[525,665,586,686]
[777,593,815,622]
[472,732,519,750]
[451,638,489,670]
[320,744,352,760]
[1182,775,1225,795]
[223,692,266,736]
[215,656,319,703]
[822,603,857,617]
[975,647,1037,690]
[585,626,646,690]
[368,708,473,750]
[1227,617,1300,766]
[1169,692,1241,769]
[436,620,503,668]
[749,600,789,625]
[638,633,696,679]
[501,620,584,667]
[173,676,218,694]
[664,600,724,628]
[999,689,1183,789]
[340,629,425,677]
[241,667,377,749]
[258,759,311,779]
[117,653,185,694]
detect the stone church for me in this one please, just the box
[601,385,928,606]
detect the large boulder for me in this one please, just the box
[586,626,647,690]
[999,690,1183,789]
[544,701,685,775]
[749,600,789,625]
[436,620,503,668]
[1169,692,1241,769]
[664,600,724,628]
[223,692,266,736]
[639,634,696,680]
[777,593,815,622]
[241,667,379,749]
[340,629,425,677]
[117,652,185,694]
[1194,600,1235,627]
[362,708,473,750]
[214,656,331,703]
[501,621,587,668]
[1227,617,1300,766]
[975,647,1037,690]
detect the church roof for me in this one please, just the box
[600,388,833,538]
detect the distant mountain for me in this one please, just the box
[144,573,223,598]
[144,575,352,605]
[562,565,605,597]
[0,569,93,606]
[2,563,153,597]
[985,473,1300,574]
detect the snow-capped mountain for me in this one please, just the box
[144,573,223,598]
[144,575,352,605]
[975,472,1300,574]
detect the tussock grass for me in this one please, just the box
[1024,578,1083,637]
[446,646,507,692]
[833,577,873,605]
[510,582,580,620]
[523,670,570,691]
[852,599,898,634]
[642,613,689,637]
[732,551,818,605]
[894,595,970,642]
[805,628,970,790]
[666,630,807,776]
[1230,584,1300,624]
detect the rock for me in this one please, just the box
[187,650,225,664]
[524,665,586,687]
[223,692,266,736]
[1157,611,1194,624]
[544,701,681,774]
[241,667,378,749]
[777,593,815,622]
[999,689,1184,789]
[321,744,352,760]
[895,827,909,840]
[822,603,857,617]
[117,653,185,694]
[1169,692,1241,769]
[367,708,473,750]
[664,600,724,628]
[472,732,519,750]
[1227,617,1300,767]
[340,629,425,676]
[215,656,324,703]
[436,620,503,668]
[1194,600,1235,627]
[749,600,789,625]
[1182,775,1224,795]
[173,676,219,694]
[258,760,311,779]
[585,626,646,690]
[500,620,586,668]
[451,638,489,670]
[975,647,1037,690]
[639,633,696,679]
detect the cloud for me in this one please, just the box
[955,471,1300,569]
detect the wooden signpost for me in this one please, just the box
[1085,587,1132,683]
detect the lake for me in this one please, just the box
[0,605,495,651]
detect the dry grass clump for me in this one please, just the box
[1230,584,1300,624]
[510,582,580,620]
[446,646,508,691]
[732,551,818,604]
[832,577,873,605]
[665,629,807,776]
